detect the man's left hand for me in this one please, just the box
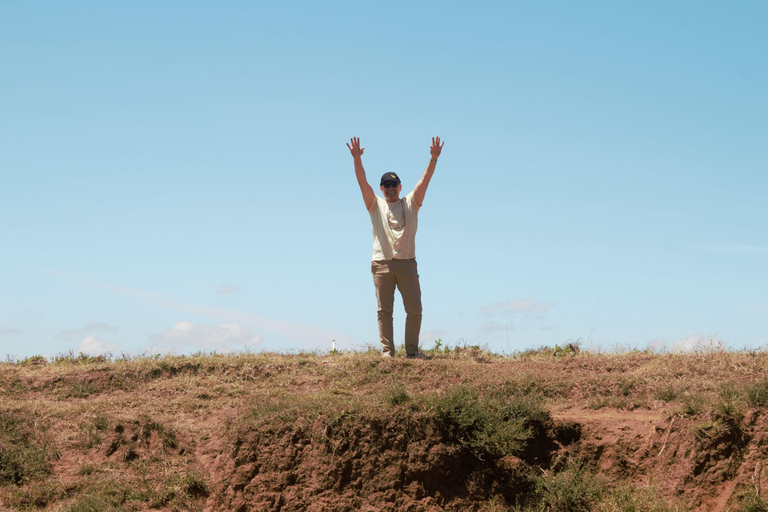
[430,136,444,160]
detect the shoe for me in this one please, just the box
[382,352,394,358]
[406,352,431,360]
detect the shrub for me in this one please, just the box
[532,457,603,512]
[427,385,548,458]
[18,355,47,366]
[429,338,451,355]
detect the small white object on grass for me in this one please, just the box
[332,339,336,351]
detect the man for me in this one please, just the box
[346,136,444,358]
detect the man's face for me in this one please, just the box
[380,181,402,202]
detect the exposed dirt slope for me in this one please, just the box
[554,406,768,511]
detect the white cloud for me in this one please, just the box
[479,298,553,319]
[419,328,448,343]
[151,321,263,352]
[672,335,726,353]
[479,320,510,335]
[0,328,22,337]
[78,336,119,356]
[56,322,120,341]
[36,268,343,348]
[477,298,554,340]
[649,335,726,353]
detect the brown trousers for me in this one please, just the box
[371,259,422,356]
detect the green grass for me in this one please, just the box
[596,482,684,512]
[745,379,768,408]
[0,408,54,485]
[384,382,411,406]
[733,485,768,512]
[654,385,678,403]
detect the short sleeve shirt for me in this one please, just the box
[368,191,420,261]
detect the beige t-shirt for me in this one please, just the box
[368,191,420,261]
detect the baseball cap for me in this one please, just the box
[380,172,401,186]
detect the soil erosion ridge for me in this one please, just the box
[1,348,767,511]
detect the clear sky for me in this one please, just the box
[2,1,766,358]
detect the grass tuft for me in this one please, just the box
[654,385,678,403]
[596,481,683,511]
[384,382,411,406]
[0,408,54,485]
[532,457,603,512]
[745,379,768,408]
[734,485,767,512]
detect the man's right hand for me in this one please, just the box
[348,137,375,209]
[346,137,365,158]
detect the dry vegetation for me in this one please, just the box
[2,344,768,511]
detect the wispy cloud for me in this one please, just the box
[56,323,120,341]
[151,322,263,352]
[419,328,448,343]
[703,244,768,254]
[649,334,726,353]
[477,297,554,336]
[479,298,553,320]
[189,282,242,294]
[217,284,240,294]
[479,320,509,335]
[34,267,343,348]
[77,336,120,356]
[0,328,23,337]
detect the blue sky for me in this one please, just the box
[2,1,766,358]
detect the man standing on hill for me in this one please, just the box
[346,136,444,359]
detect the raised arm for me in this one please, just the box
[412,136,443,207]
[347,137,375,210]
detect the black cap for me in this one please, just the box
[380,172,401,186]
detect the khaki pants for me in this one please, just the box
[371,259,422,356]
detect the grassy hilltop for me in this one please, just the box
[2,345,768,511]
